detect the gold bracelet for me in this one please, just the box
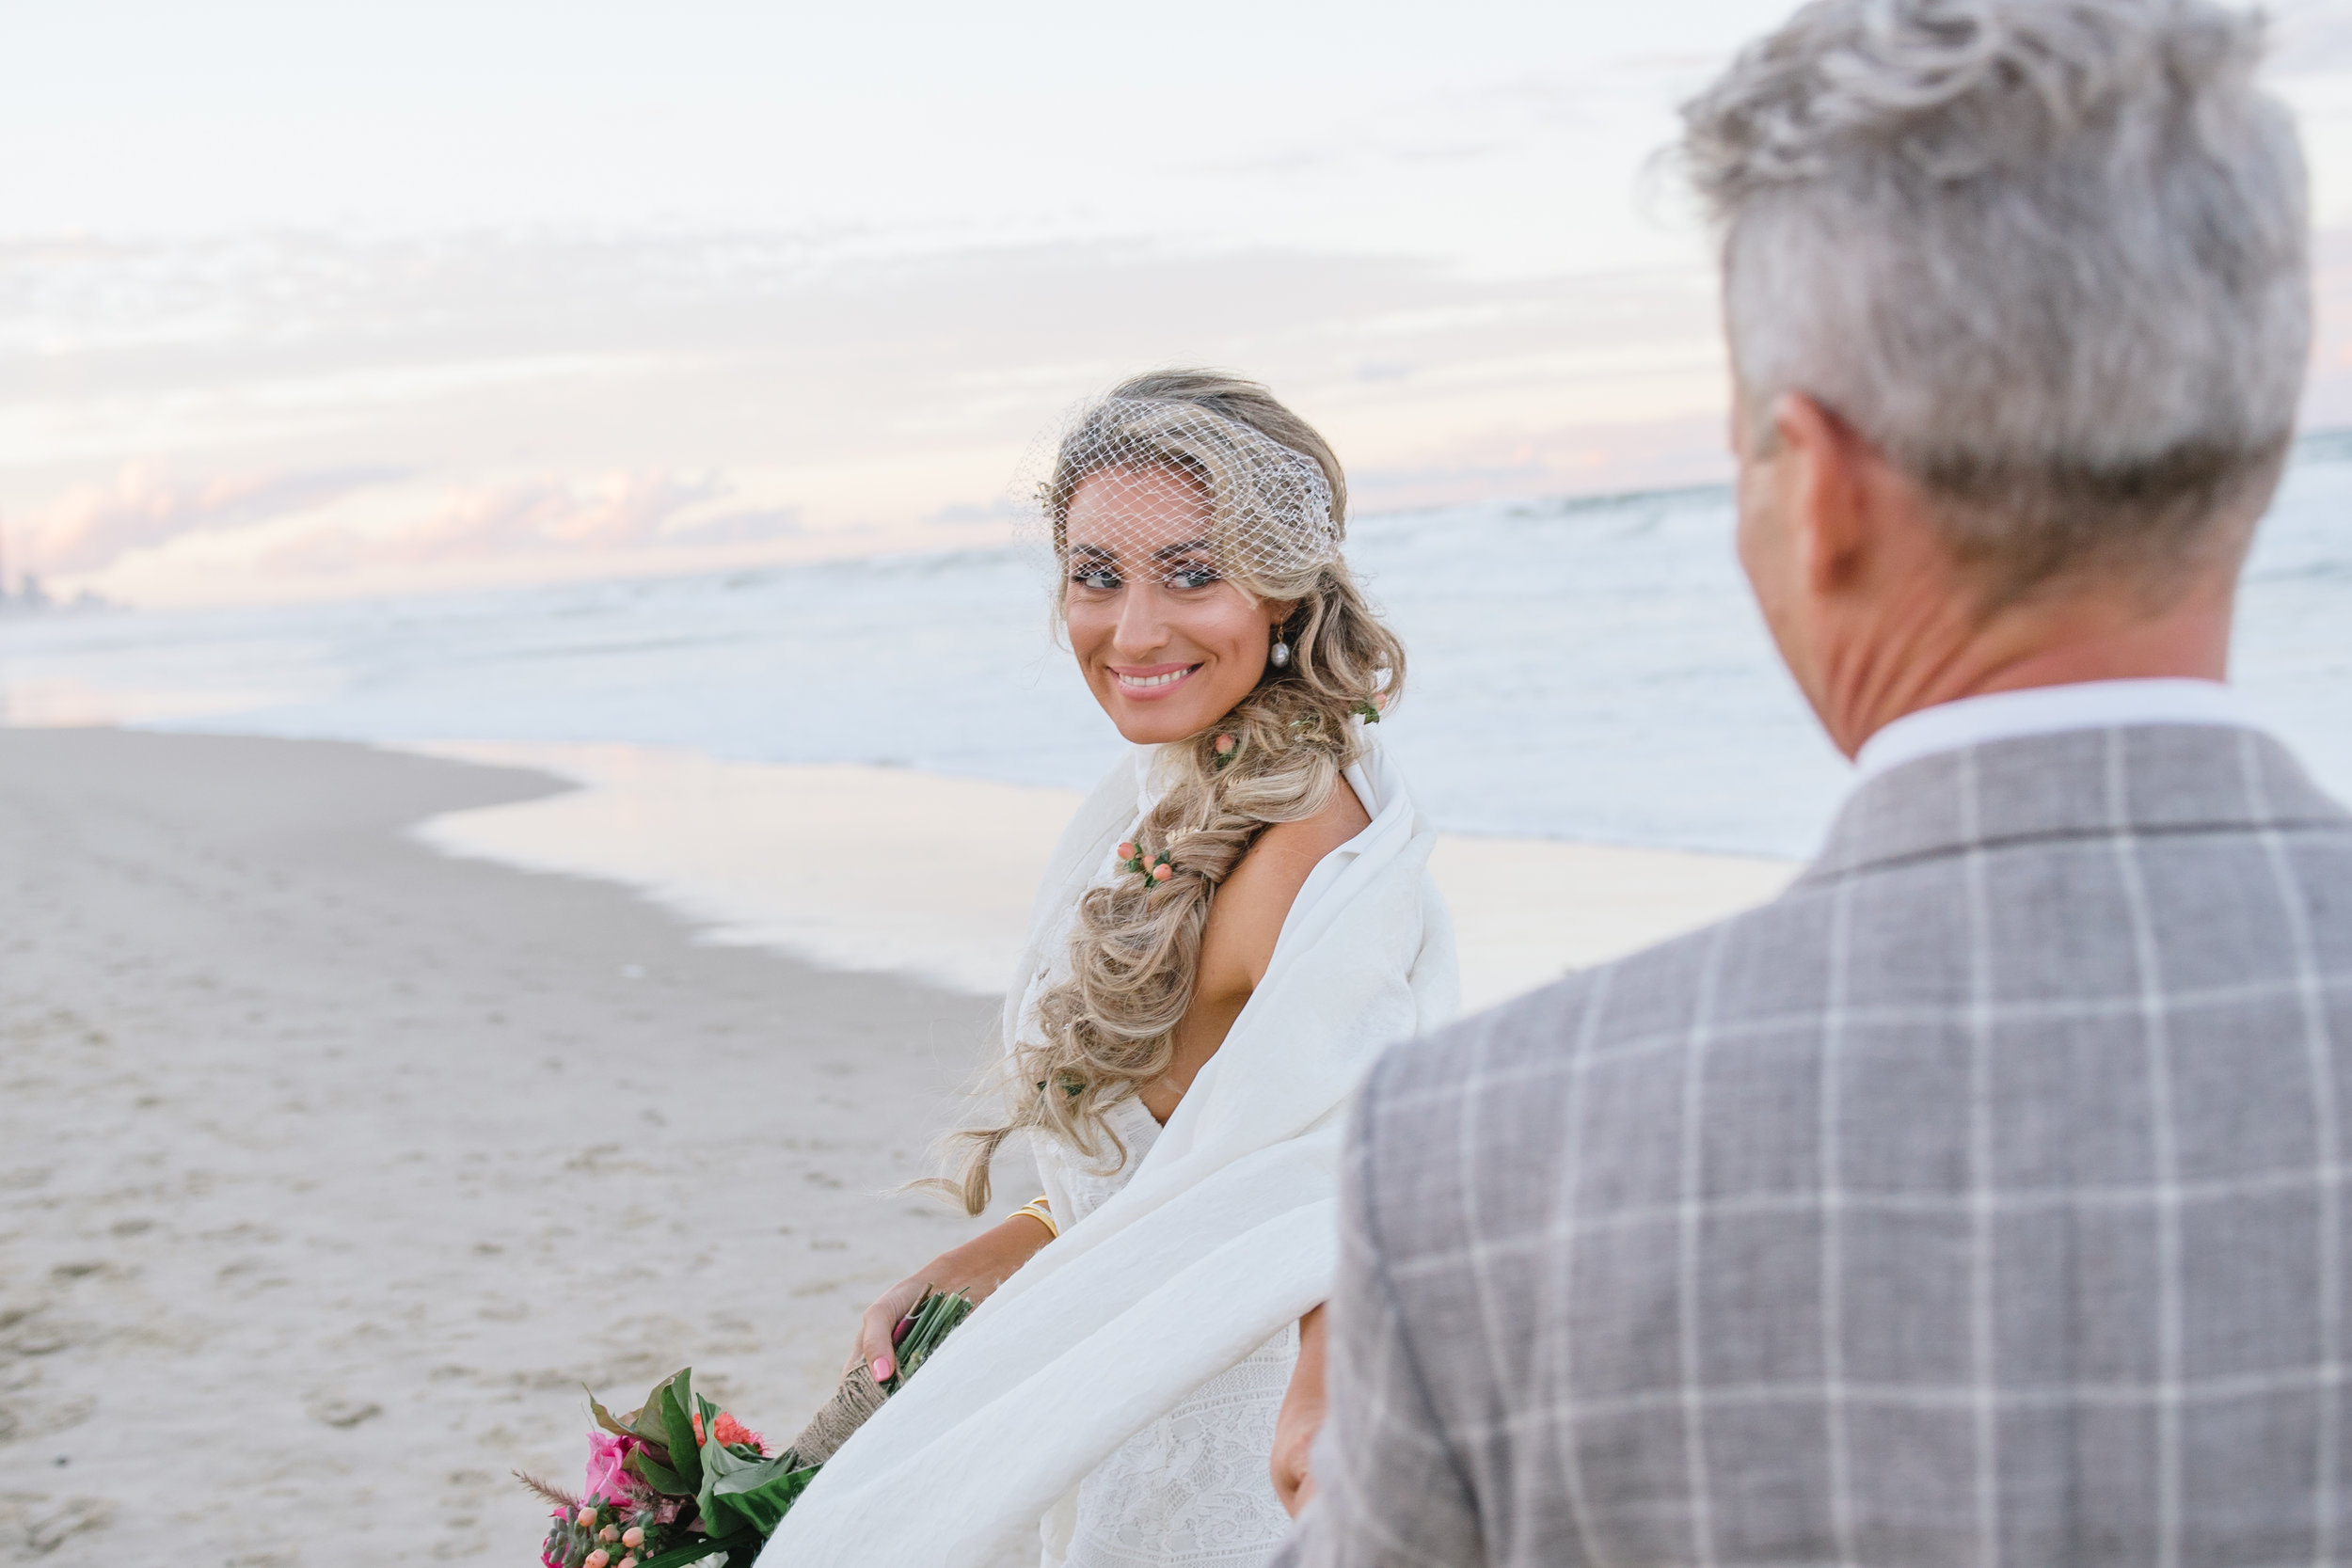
[1013,1196,1057,1240]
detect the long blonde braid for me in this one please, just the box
[946,370,1406,1213]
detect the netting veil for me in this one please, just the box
[1019,394,1345,590]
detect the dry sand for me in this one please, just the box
[0,729,1001,1566]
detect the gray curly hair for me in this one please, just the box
[1680,0,2311,598]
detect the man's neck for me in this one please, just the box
[1825,574,2238,759]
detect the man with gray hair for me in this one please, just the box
[1276,0,2349,1562]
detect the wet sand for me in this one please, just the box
[414,740,1799,1011]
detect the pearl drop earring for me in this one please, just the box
[1270,636,1291,669]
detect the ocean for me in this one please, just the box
[5,450,2347,861]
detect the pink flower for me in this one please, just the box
[1151,863,1172,881]
[1117,842,1136,862]
[582,1432,645,1508]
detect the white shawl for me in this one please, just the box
[758,733,1456,1567]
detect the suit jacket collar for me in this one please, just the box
[1802,724,2350,885]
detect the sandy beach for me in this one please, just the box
[0,729,1004,1565]
[0,728,1793,1565]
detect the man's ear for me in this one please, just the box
[1774,392,1874,594]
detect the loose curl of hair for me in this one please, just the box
[944,369,1406,1215]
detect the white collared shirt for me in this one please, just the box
[1852,678,2265,780]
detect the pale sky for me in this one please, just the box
[9,0,2352,605]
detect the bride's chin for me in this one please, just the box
[1104,702,1211,747]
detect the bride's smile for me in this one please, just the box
[1062,463,1296,745]
[1108,662,1200,696]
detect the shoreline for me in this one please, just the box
[410,738,1799,1013]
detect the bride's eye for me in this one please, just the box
[1071,565,1121,592]
[1165,562,1220,591]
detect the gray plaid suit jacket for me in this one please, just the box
[1279,724,2352,1567]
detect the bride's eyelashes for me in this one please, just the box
[1065,557,1224,595]
[1067,546,1122,594]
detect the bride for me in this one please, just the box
[760,370,1456,1567]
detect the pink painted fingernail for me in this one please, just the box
[871,1356,892,1381]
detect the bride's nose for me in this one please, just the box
[1110,583,1172,657]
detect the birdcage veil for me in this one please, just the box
[1017,392,1345,592]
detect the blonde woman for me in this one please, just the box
[758,371,1456,1568]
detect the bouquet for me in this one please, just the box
[522,1289,973,1567]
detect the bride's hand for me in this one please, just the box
[850,1211,1055,1383]
[1270,1305,1328,1515]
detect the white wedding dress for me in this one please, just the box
[1021,792,1300,1564]
[758,731,1456,1568]
[1040,1098,1299,1567]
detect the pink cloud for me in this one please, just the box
[378,471,717,562]
[21,463,401,575]
[257,471,800,577]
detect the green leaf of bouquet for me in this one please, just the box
[586,1387,637,1440]
[638,1373,681,1429]
[658,1376,703,1491]
[628,1449,692,1498]
[707,1456,822,1537]
[691,1422,762,1531]
[634,1533,754,1568]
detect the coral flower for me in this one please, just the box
[1117,842,1136,862]
[711,1412,764,1452]
[1152,863,1172,881]
[1215,734,1236,753]
[693,1407,765,1451]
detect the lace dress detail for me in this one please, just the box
[1034,1101,1299,1568]
[1019,802,1299,1568]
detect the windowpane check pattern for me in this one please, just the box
[1280,725,2352,1568]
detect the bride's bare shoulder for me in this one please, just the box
[1257,775,1370,864]
[1196,777,1371,993]
[1214,779,1371,927]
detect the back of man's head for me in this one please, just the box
[1682,0,2309,601]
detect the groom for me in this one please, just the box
[1279,0,2351,1563]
